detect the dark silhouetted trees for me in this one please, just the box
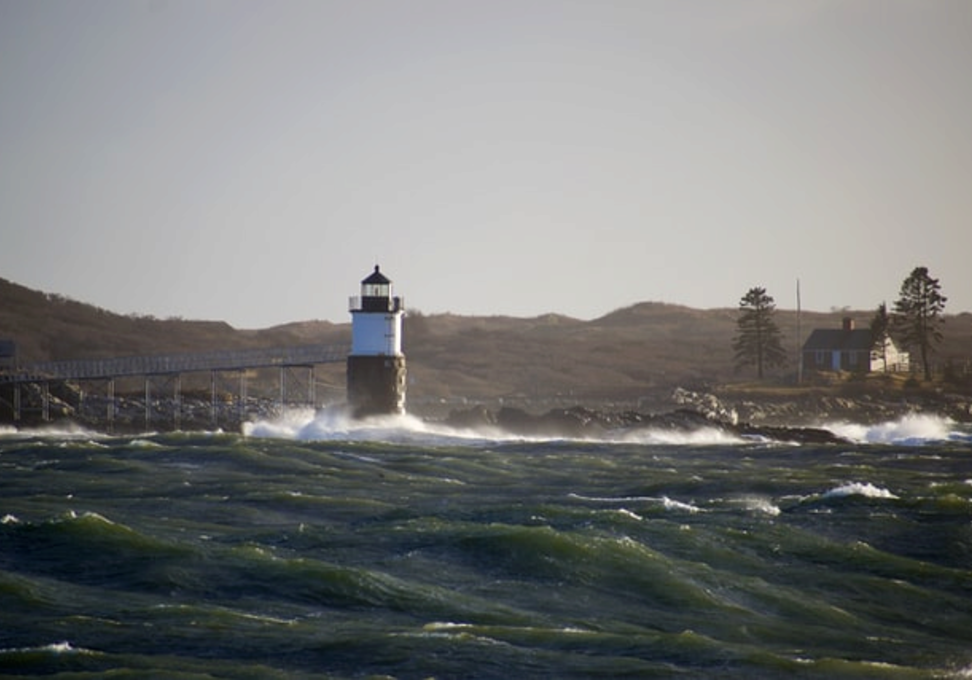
[893,266,947,381]
[869,302,892,372]
[733,287,787,379]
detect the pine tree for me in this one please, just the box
[868,302,891,372]
[732,287,787,379]
[892,266,947,381]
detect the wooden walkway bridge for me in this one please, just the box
[0,344,350,431]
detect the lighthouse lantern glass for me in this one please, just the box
[363,281,389,299]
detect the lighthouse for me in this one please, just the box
[347,265,407,417]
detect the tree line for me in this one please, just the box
[733,266,948,381]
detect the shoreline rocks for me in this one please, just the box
[445,403,850,444]
[3,382,969,439]
[443,386,972,444]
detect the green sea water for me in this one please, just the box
[2,412,972,678]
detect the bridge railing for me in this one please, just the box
[0,344,351,384]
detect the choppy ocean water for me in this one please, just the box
[2,411,972,679]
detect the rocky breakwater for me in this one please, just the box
[0,381,285,433]
[692,386,972,426]
[445,399,847,445]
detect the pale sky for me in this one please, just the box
[1,0,970,328]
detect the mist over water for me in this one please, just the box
[3,412,972,678]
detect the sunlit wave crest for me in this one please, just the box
[243,407,500,444]
[827,413,966,445]
[243,408,972,447]
[0,422,101,440]
[242,407,749,446]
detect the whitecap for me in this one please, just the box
[244,407,500,445]
[662,496,702,513]
[949,662,972,678]
[127,438,162,448]
[730,496,781,516]
[569,493,661,504]
[827,413,957,445]
[423,621,471,631]
[569,492,700,513]
[0,423,104,441]
[243,406,756,447]
[0,641,96,655]
[822,482,899,500]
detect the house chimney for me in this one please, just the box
[842,317,855,331]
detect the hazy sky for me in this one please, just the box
[2,0,970,328]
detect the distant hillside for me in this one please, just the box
[404,303,971,403]
[2,277,971,405]
[0,277,348,361]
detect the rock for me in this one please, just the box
[444,402,849,445]
[732,422,848,445]
[671,387,738,424]
[445,404,496,429]
[495,406,590,437]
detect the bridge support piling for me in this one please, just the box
[42,382,50,422]
[309,365,316,407]
[144,377,151,431]
[277,365,316,411]
[239,370,247,423]
[210,371,217,430]
[173,374,182,431]
[107,379,115,434]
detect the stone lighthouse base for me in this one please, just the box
[346,355,406,418]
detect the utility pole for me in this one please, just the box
[796,279,803,384]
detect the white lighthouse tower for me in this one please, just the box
[347,265,406,417]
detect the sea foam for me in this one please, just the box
[0,422,100,440]
[243,407,747,446]
[822,482,899,500]
[243,407,496,445]
[243,407,968,448]
[828,413,958,445]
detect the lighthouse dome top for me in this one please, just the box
[362,265,391,285]
[350,265,404,314]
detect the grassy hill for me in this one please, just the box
[0,278,348,360]
[3,277,971,408]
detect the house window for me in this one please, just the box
[849,351,858,367]
[815,350,826,365]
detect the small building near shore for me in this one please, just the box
[802,317,909,374]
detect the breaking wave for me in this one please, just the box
[821,482,899,500]
[827,413,968,445]
[243,408,971,448]
[0,422,101,439]
[242,407,498,444]
[242,408,747,446]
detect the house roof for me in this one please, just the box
[802,328,874,352]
